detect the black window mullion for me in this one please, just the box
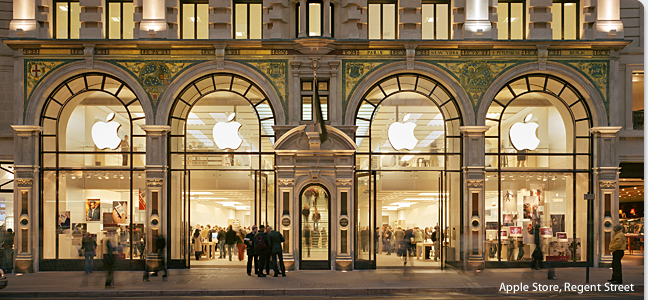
[194,4,198,39]
[508,2,512,40]
[247,3,251,39]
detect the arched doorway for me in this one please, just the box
[167,73,277,268]
[299,183,331,269]
[353,73,463,269]
[483,74,592,266]
[39,73,147,270]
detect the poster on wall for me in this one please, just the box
[523,195,539,219]
[113,201,128,224]
[58,211,70,233]
[86,199,101,222]
[550,214,565,237]
[139,188,146,210]
[510,226,522,236]
[503,213,515,226]
[71,223,87,237]
[503,190,516,212]
[540,227,553,237]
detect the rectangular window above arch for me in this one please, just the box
[107,0,135,39]
[55,1,81,39]
[552,0,578,40]
[368,2,397,39]
[422,1,450,40]
[297,2,333,37]
[301,79,329,121]
[181,0,209,39]
[497,0,525,40]
[234,1,263,39]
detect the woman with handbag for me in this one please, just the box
[193,229,203,261]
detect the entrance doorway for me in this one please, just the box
[299,184,331,270]
[356,171,451,269]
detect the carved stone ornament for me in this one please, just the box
[599,181,617,189]
[84,45,94,69]
[215,47,225,70]
[147,179,164,187]
[16,179,33,187]
[537,45,548,71]
[467,180,484,188]
[406,48,416,70]
[278,179,295,187]
[335,179,353,187]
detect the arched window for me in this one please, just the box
[167,74,277,265]
[483,74,592,263]
[39,73,147,269]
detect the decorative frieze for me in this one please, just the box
[278,179,295,187]
[599,181,617,189]
[467,180,484,188]
[335,179,353,187]
[16,179,33,187]
[147,179,164,187]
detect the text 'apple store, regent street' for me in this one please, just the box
[30,70,595,271]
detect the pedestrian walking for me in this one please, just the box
[531,223,543,270]
[608,224,627,284]
[218,227,226,259]
[254,225,271,277]
[225,225,237,261]
[245,225,259,276]
[143,234,168,282]
[81,233,96,274]
[1,229,14,274]
[268,226,286,277]
[103,232,117,288]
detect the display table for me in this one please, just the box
[416,242,434,260]
[625,234,644,254]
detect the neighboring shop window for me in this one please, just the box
[297,2,334,37]
[368,2,397,39]
[498,0,525,40]
[552,0,578,40]
[107,0,135,39]
[234,1,262,39]
[0,163,14,239]
[632,72,644,130]
[182,1,209,39]
[39,73,147,265]
[422,1,450,40]
[301,80,329,121]
[55,1,81,39]
[484,74,592,262]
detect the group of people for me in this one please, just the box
[376,225,442,263]
[191,224,249,261]
[245,225,286,277]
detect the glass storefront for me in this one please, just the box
[484,74,591,263]
[39,73,147,269]
[300,184,330,269]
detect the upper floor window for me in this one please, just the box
[182,1,209,39]
[368,2,396,39]
[498,0,525,40]
[301,80,329,121]
[422,1,450,40]
[297,1,333,37]
[552,0,578,40]
[632,72,644,130]
[55,1,80,39]
[234,1,262,39]
[107,1,135,39]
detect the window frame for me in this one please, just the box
[300,79,330,121]
[553,0,579,40]
[106,0,134,39]
[367,1,398,39]
[421,0,451,40]
[296,1,334,38]
[497,0,526,40]
[180,0,209,39]
[54,0,80,39]
[233,0,263,39]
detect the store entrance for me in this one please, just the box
[299,184,331,270]
[356,171,448,269]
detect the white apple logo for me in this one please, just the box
[388,113,418,151]
[92,112,122,150]
[509,114,540,151]
[213,113,243,150]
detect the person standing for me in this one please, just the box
[608,224,627,284]
[432,226,440,261]
[217,227,226,259]
[312,208,321,231]
[254,225,271,277]
[225,225,237,261]
[268,226,286,277]
[506,236,515,262]
[1,229,14,274]
[414,227,423,259]
[375,227,381,254]
[120,135,130,166]
[384,227,393,255]
[236,227,246,261]
[81,233,97,274]
[245,226,259,276]
[192,229,203,261]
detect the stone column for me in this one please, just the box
[277,178,295,270]
[323,0,331,38]
[11,125,42,273]
[298,0,307,37]
[10,0,38,38]
[463,0,494,39]
[139,0,169,38]
[594,0,624,39]
[460,126,489,270]
[140,125,170,271]
[590,127,621,267]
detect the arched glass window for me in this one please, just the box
[168,74,277,265]
[483,74,592,263]
[39,73,147,269]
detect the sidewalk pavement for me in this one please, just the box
[0,263,643,298]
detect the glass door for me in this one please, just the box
[355,171,374,269]
[299,184,330,269]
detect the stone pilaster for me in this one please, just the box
[594,0,624,39]
[11,125,42,273]
[452,0,465,39]
[264,0,290,39]
[339,0,365,39]
[398,0,421,39]
[590,127,621,267]
[528,0,552,39]
[79,0,104,39]
[140,0,170,38]
[463,0,493,39]
[210,0,232,39]
[133,0,143,38]
[36,0,50,38]
[460,126,489,270]
[140,125,170,271]
[10,0,39,38]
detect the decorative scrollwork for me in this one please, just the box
[467,180,484,188]
[599,181,616,189]
[335,179,353,187]
[147,179,164,187]
[16,179,33,187]
[278,179,295,187]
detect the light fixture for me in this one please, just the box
[86,173,91,179]
[608,29,617,36]
[114,173,118,179]
[148,29,156,38]
[120,173,124,180]
[104,173,109,179]
[138,173,142,179]
[476,28,484,36]
[71,173,76,180]
[16,28,25,36]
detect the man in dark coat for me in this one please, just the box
[268,226,286,277]
[254,225,271,277]
[225,225,237,261]
[245,225,259,276]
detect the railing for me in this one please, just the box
[633,110,644,130]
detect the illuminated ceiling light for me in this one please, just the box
[104,173,109,179]
[138,173,142,179]
[630,208,636,215]
[71,173,76,180]
[86,173,91,179]
[120,173,124,180]
[113,173,118,179]
[190,192,213,195]
[634,187,637,189]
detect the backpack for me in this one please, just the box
[255,234,267,251]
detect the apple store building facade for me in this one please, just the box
[6,44,625,273]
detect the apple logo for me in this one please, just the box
[387,113,418,151]
[92,112,122,150]
[213,113,243,150]
[509,114,540,151]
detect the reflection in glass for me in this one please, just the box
[301,185,329,260]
